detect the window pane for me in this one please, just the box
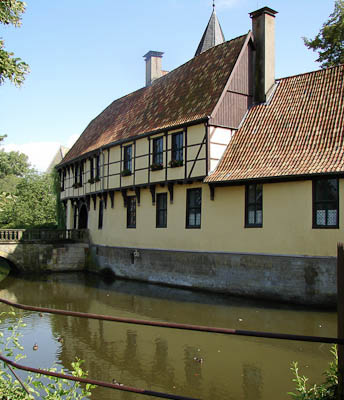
[316,209,326,226]
[127,197,136,228]
[124,146,132,171]
[248,209,255,225]
[256,210,262,225]
[153,137,163,165]
[172,132,183,161]
[246,184,263,227]
[314,178,338,227]
[248,185,255,203]
[156,193,167,228]
[186,189,201,228]
[328,210,337,226]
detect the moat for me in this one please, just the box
[0,271,337,399]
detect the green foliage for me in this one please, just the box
[0,141,59,229]
[289,346,338,399]
[0,173,57,228]
[0,0,29,86]
[0,310,95,399]
[0,149,30,179]
[303,0,344,68]
[52,169,66,229]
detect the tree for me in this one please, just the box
[303,0,344,68]
[0,0,29,86]
[0,149,31,193]
[0,173,57,228]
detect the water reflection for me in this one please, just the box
[0,273,337,400]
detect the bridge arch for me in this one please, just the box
[0,251,20,273]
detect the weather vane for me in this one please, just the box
[213,0,215,10]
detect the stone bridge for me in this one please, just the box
[0,229,89,272]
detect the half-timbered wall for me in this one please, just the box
[208,126,235,172]
[60,123,207,201]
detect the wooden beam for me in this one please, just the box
[150,185,156,205]
[109,191,115,208]
[135,187,141,205]
[121,189,127,208]
[92,194,97,210]
[168,182,174,204]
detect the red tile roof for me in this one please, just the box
[61,34,248,165]
[205,65,344,182]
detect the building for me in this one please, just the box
[57,6,344,305]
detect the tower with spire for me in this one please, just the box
[195,1,225,56]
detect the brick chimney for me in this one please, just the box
[249,7,278,103]
[143,51,164,86]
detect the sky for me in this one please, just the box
[0,0,335,171]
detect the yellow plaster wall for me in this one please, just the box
[80,179,344,257]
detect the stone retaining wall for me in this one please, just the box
[0,243,88,272]
[87,245,337,306]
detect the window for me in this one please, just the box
[156,193,167,228]
[79,161,83,185]
[123,145,132,172]
[245,184,263,227]
[95,155,100,178]
[74,164,78,185]
[73,205,78,229]
[313,178,338,228]
[127,196,136,228]
[186,188,202,228]
[90,158,94,180]
[153,137,163,165]
[172,132,183,162]
[98,200,104,229]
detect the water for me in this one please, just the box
[0,272,337,400]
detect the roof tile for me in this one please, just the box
[205,65,344,182]
[61,35,247,165]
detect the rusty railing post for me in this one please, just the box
[338,243,344,400]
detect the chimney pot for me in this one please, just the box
[143,51,164,86]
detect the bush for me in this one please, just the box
[289,346,338,400]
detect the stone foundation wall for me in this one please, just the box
[0,243,88,272]
[87,245,337,306]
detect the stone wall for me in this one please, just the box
[87,245,337,306]
[0,243,88,273]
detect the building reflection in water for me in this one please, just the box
[0,273,337,400]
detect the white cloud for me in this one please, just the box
[67,134,79,148]
[1,134,78,172]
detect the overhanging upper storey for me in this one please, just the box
[59,34,248,167]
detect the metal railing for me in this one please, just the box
[0,229,89,243]
[0,297,342,400]
[0,243,343,398]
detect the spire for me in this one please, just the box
[195,4,225,57]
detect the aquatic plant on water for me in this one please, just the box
[0,311,95,399]
[289,345,338,400]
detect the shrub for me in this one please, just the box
[289,346,338,400]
